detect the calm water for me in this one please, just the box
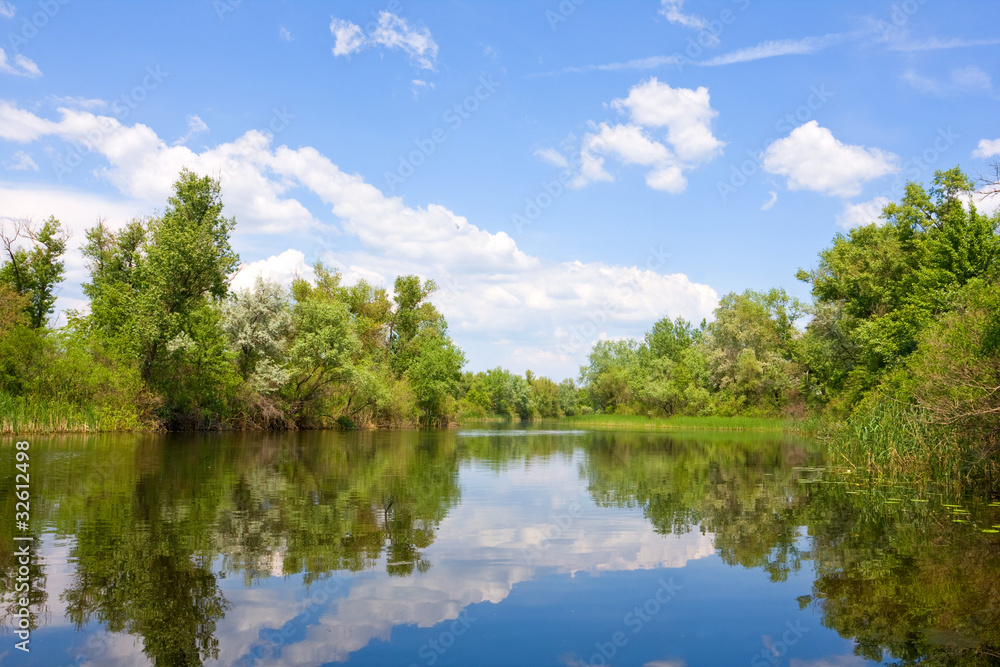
[2,426,999,667]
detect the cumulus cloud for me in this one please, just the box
[763,121,899,197]
[836,196,889,229]
[230,249,315,292]
[330,18,366,56]
[0,101,718,378]
[330,12,438,70]
[611,78,724,162]
[0,47,40,77]
[973,138,1000,158]
[567,78,723,193]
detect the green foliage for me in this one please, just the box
[407,333,465,425]
[0,216,67,328]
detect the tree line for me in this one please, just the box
[1,167,998,477]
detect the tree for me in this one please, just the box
[704,289,803,413]
[798,168,999,378]
[407,333,465,425]
[221,277,292,393]
[0,216,67,328]
[388,275,441,374]
[579,338,645,413]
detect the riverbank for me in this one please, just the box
[3,404,816,436]
[557,414,818,434]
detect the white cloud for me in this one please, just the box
[47,95,108,110]
[659,0,714,43]
[0,1,14,18]
[760,190,777,211]
[0,48,40,77]
[531,54,684,78]
[172,114,209,146]
[570,78,723,193]
[701,33,852,66]
[611,78,723,163]
[836,196,889,229]
[763,121,899,197]
[903,65,993,95]
[951,64,992,91]
[887,36,1000,52]
[330,12,438,70]
[4,150,37,171]
[973,138,1000,159]
[970,187,1000,218]
[330,17,365,56]
[659,0,706,30]
[230,249,315,292]
[534,147,569,169]
[278,26,293,42]
[0,101,718,378]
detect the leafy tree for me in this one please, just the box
[798,168,1000,383]
[407,333,465,425]
[284,294,359,424]
[0,216,67,328]
[703,288,803,413]
[388,275,441,373]
[221,277,292,393]
[579,338,645,413]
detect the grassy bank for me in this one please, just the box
[557,414,815,433]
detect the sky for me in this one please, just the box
[0,0,998,380]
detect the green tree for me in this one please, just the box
[798,168,1000,389]
[704,288,803,414]
[0,216,67,328]
[407,333,465,425]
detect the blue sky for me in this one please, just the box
[1,0,998,379]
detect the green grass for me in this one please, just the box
[558,413,804,433]
[0,392,149,434]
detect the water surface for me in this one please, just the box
[2,426,998,666]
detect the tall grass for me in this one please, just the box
[0,392,150,434]
[559,413,803,432]
[826,397,996,484]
